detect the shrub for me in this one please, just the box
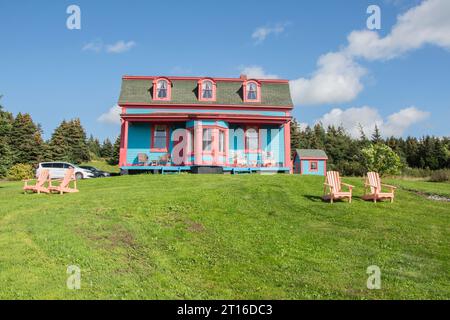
[429,170,450,182]
[401,167,432,178]
[6,163,34,181]
[361,144,403,176]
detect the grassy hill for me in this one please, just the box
[0,174,448,299]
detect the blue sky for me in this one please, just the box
[0,0,449,141]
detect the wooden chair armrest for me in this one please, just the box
[381,184,397,189]
[323,183,333,188]
[342,183,355,188]
[22,178,35,182]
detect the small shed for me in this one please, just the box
[293,149,328,176]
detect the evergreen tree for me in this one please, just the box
[290,118,302,158]
[87,134,102,158]
[100,138,114,158]
[108,136,121,165]
[48,119,90,164]
[67,118,90,164]
[357,124,370,148]
[9,113,45,165]
[0,98,14,176]
[0,136,13,177]
[48,120,71,162]
[371,125,383,144]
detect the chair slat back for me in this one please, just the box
[326,171,341,192]
[367,172,381,194]
[138,153,148,163]
[37,170,49,186]
[60,168,75,188]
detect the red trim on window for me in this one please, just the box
[244,126,261,153]
[152,78,172,101]
[120,103,293,111]
[198,78,217,102]
[123,75,289,84]
[150,124,170,152]
[201,127,214,155]
[309,160,319,172]
[243,79,261,103]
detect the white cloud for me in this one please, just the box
[383,107,430,136]
[290,52,366,105]
[98,105,121,125]
[290,0,450,105]
[106,40,136,54]
[239,66,279,79]
[252,23,289,43]
[315,106,429,137]
[82,40,136,54]
[82,39,102,53]
[346,0,450,60]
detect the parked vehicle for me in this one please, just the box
[36,162,94,180]
[79,166,111,178]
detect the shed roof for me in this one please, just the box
[296,149,328,159]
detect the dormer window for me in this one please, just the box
[157,80,167,98]
[202,81,213,99]
[153,77,171,101]
[198,79,216,101]
[247,82,257,100]
[243,80,261,103]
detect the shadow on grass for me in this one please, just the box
[303,194,356,204]
[303,195,324,202]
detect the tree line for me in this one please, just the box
[290,118,450,176]
[0,97,120,178]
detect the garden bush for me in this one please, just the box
[429,169,450,182]
[6,163,34,181]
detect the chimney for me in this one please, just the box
[240,74,247,80]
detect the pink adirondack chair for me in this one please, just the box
[49,168,79,195]
[362,172,397,203]
[323,171,354,203]
[23,169,50,194]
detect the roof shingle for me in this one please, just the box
[118,77,293,107]
[296,149,328,159]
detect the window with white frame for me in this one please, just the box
[202,80,213,99]
[156,80,168,99]
[218,130,225,153]
[153,125,167,150]
[246,128,259,151]
[246,82,258,100]
[189,130,194,154]
[202,128,212,152]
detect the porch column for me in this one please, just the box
[212,127,219,165]
[284,121,291,172]
[194,121,203,165]
[224,128,229,166]
[119,119,129,167]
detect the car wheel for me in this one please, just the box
[75,172,84,180]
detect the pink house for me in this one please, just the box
[118,74,293,174]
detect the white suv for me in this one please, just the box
[37,162,95,180]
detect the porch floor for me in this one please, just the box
[120,165,290,174]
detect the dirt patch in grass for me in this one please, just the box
[77,225,137,249]
[404,188,450,202]
[186,221,205,233]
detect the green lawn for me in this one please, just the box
[80,160,120,173]
[385,178,450,197]
[0,174,448,299]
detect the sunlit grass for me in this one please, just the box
[0,174,448,299]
